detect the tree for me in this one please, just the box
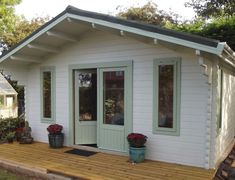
[0,0,48,54]
[0,0,22,37]
[167,16,235,50]
[3,16,49,47]
[117,2,179,26]
[185,0,235,18]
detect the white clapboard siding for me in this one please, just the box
[215,70,235,165]
[0,63,29,86]
[23,30,209,168]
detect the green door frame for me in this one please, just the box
[68,61,133,151]
[99,67,127,152]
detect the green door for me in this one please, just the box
[74,70,97,145]
[98,68,127,152]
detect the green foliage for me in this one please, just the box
[0,0,21,36]
[117,1,179,26]
[0,0,48,52]
[200,16,235,49]
[165,18,205,34]
[167,16,235,50]
[0,169,29,180]
[185,0,235,18]
[0,117,25,142]
[6,131,15,139]
[3,16,48,47]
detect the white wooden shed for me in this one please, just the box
[0,73,18,118]
[0,6,235,169]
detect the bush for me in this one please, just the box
[0,117,25,142]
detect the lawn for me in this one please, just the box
[0,169,29,180]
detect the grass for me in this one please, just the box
[0,169,29,180]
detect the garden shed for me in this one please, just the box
[0,74,18,119]
[0,6,235,169]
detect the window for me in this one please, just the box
[153,58,181,135]
[6,95,16,107]
[40,67,55,122]
[217,68,223,132]
[0,95,4,107]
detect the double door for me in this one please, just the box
[74,67,128,152]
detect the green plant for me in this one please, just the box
[6,131,15,139]
[0,117,25,142]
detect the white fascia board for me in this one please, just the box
[68,14,222,55]
[217,42,226,55]
[0,13,68,63]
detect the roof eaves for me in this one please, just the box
[0,5,231,67]
[0,9,69,62]
[65,5,219,48]
[67,13,220,55]
[217,42,235,70]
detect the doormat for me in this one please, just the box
[64,149,97,157]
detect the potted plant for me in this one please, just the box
[127,133,147,163]
[6,131,15,143]
[47,124,64,148]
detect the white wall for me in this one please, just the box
[0,62,28,86]
[214,69,235,166]
[0,107,18,119]
[18,30,208,168]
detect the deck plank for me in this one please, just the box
[0,142,214,179]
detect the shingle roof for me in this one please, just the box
[0,74,17,95]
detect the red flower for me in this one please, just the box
[127,133,147,148]
[15,128,24,133]
[47,124,63,135]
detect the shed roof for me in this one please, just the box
[0,74,17,95]
[0,5,234,69]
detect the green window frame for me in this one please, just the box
[40,66,56,123]
[217,68,223,133]
[153,57,181,136]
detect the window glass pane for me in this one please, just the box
[103,71,124,125]
[6,95,15,107]
[43,71,51,118]
[0,95,4,106]
[217,69,223,129]
[158,65,174,128]
[78,71,97,121]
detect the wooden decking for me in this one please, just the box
[0,142,214,180]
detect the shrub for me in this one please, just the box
[0,117,25,142]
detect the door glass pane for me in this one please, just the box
[78,71,97,121]
[43,71,51,118]
[103,71,124,125]
[158,65,174,128]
